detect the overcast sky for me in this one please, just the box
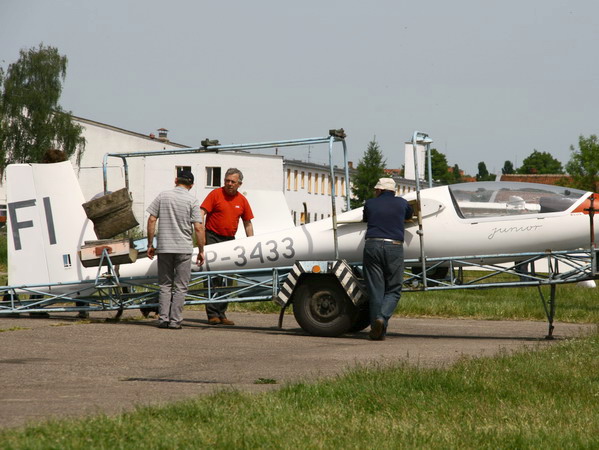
[2,0,598,176]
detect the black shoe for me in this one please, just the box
[369,319,385,341]
[158,321,169,329]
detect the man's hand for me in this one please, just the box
[147,246,156,260]
[196,250,205,267]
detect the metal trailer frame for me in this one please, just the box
[0,131,347,315]
[1,130,597,339]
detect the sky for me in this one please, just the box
[1,0,598,176]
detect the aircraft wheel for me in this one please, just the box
[292,277,357,337]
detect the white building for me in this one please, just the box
[1,116,352,235]
[282,159,351,225]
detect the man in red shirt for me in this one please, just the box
[201,168,254,325]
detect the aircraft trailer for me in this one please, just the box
[1,130,598,339]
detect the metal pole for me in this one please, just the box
[412,131,428,289]
[342,139,351,211]
[329,136,339,259]
[426,141,433,189]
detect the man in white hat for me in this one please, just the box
[362,177,412,340]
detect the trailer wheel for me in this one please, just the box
[292,277,357,337]
[349,304,370,332]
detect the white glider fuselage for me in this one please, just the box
[6,162,598,292]
[203,183,597,271]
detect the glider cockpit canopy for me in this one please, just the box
[448,182,587,219]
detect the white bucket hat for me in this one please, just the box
[374,177,396,191]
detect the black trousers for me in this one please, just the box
[205,229,235,318]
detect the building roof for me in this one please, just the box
[499,174,572,185]
[283,158,354,174]
[72,115,189,149]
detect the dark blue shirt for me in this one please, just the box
[363,191,413,241]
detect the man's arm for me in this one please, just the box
[200,207,208,243]
[147,215,157,260]
[194,221,205,266]
[243,220,254,237]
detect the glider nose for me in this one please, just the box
[573,193,599,215]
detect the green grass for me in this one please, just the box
[1,332,598,448]
[229,282,599,323]
[400,284,599,323]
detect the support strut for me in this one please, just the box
[538,284,556,340]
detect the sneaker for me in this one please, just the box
[169,324,182,330]
[158,321,169,329]
[220,317,235,326]
[369,319,385,341]
[208,317,222,325]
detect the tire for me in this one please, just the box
[349,304,370,332]
[292,276,357,337]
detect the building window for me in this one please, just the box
[314,174,319,194]
[314,212,317,222]
[301,172,305,189]
[335,176,339,195]
[294,170,298,191]
[287,169,291,190]
[206,167,221,187]
[308,172,312,193]
[321,175,325,195]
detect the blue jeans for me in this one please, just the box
[363,240,405,330]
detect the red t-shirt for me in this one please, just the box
[201,187,254,237]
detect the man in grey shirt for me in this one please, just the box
[146,170,205,329]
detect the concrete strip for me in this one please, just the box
[0,311,594,429]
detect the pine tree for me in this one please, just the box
[502,161,515,175]
[350,138,386,209]
[0,44,85,175]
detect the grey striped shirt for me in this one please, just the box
[147,186,202,254]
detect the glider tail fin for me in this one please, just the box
[6,162,97,288]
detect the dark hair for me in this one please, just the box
[42,149,68,163]
[177,169,194,186]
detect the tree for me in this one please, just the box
[565,134,599,192]
[428,148,450,184]
[0,44,85,175]
[426,149,462,185]
[502,161,515,175]
[476,161,495,181]
[451,164,462,183]
[350,138,386,209]
[517,150,563,174]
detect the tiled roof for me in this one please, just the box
[499,174,572,185]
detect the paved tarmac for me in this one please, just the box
[0,310,595,429]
